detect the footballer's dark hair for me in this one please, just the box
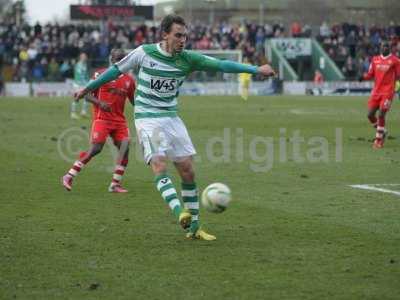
[160,14,186,34]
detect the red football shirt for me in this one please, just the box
[364,54,400,96]
[92,68,135,123]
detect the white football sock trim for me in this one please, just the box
[168,199,180,210]
[162,188,176,199]
[182,190,197,197]
[185,202,199,209]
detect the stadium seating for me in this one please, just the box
[0,20,399,82]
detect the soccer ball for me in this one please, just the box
[201,183,232,213]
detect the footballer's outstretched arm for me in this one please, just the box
[75,65,122,100]
[217,60,275,76]
[74,47,145,100]
[190,52,275,77]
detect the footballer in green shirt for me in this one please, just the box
[74,15,275,241]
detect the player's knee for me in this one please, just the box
[180,164,195,183]
[90,144,103,156]
[182,169,195,183]
[115,139,129,147]
[151,157,168,175]
[91,149,101,156]
[118,140,130,153]
[367,111,375,119]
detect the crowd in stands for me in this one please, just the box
[317,21,400,80]
[0,19,399,83]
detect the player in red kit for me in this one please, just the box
[361,41,400,149]
[62,49,136,192]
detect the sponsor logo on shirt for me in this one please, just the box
[150,78,179,94]
[377,64,390,72]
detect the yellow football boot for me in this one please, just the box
[178,210,191,230]
[186,228,216,241]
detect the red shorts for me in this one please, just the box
[368,94,394,112]
[90,120,130,144]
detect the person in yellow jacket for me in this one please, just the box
[239,57,252,101]
[395,80,400,98]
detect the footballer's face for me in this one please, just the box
[380,42,390,56]
[163,23,187,54]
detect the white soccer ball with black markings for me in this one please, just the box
[201,183,232,213]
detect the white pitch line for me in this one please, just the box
[289,109,331,115]
[349,184,400,197]
[372,184,400,186]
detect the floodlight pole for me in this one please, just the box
[186,0,193,22]
[14,0,23,27]
[259,1,266,25]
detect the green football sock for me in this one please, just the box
[81,99,89,114]
[71,101,78,113]
[181,182,199,232]
[155,174,182,218]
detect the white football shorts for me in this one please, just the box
[135,116,196,164]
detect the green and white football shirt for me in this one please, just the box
[116,43,220,119]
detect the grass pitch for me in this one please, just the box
[1,95,400,299]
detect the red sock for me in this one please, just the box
[375,116,386,142]
[376,121,385,141]
[377,116,385,128]
[375,128,385,141]
[111,158,128,186]
[67,152,92,177]
[79,151,92,164]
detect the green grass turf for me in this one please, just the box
[1,96,400,300]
